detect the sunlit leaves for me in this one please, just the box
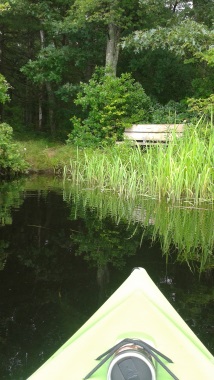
[194,48,214,67]
[0,2,10,13]
[123,20,214,57]
[187,95,214,118]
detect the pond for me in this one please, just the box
[0,175,214,379]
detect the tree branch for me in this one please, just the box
[173,1,179,12]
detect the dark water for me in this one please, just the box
[0,176,214,379]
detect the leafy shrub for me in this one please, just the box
[0,123,28,177]
[187,94,214,119]
[186,96,214,140]
[67,68,152,147]
[150,100,189,123]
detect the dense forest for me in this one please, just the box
[0,0,213,142]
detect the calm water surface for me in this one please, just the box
[0,176,213,379]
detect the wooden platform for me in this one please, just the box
[123,124,184,145]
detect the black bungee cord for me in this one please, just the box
[84,338,179,380]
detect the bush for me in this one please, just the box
[0,123,28,177]
[150,100,189,123]
[67,68,152,147]
[187,94,214,119]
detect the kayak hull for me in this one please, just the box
[28,267,214,379]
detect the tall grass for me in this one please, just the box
[64,118,214,203]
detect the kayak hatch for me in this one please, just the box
[85,338,179,380]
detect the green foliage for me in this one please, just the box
[187,96,214,120]
[21,46,71,85]
[123,20,214,57]
[70,215,138,268]
[67,69,151,146]
[122,18,214,106]
[191,75,214,99]
[150,100,188,123]
[194,47,214,67]
[0,179,25,226]
[0,240,9,270]
[0,2,10,13]
[119,48,195,103]
[0,74,10,104]
[190,0,214,27]
[187,98,214,141]
[0,123,28,177]
[1,0,213,136]
[71,0,154,30]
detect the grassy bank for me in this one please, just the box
[64,121,214,204]
[16,136,76,173]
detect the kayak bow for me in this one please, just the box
[28,267,214,380]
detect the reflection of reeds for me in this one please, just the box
[63,185,214,272]
[64,120,214,204]
[151,202,214,272]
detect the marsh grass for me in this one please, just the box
[64,118,214,203]
[141,122,214,202]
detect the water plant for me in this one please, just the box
[64,117,214,204]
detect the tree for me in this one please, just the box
[3,0,106,134]
[122,3,214,102]
[0,0,41,127]
[192,0,214,27]
[13,0,73,134]
[0,3,11,114]
[69,0,174,76]
[123,19,214,58]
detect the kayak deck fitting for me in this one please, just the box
[28,267,214,380]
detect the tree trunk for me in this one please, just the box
[97,264,109,302]
[0,29,5,120]
[38,86,43,130]
[46,82,56,135]
[39,29,56,135]
[172,1,179,12]
[38,30,45,130]
[105,23,120,76]
[24,80,33,126]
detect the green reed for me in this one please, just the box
[64,119,214,203]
